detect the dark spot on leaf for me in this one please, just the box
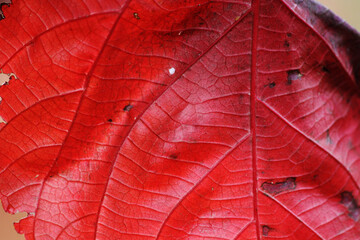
[286,32,292,37]
[225,3,233,10]
[133,12,140,19]
[169,154,178,159]
[261,177,296,195]
[287,69,302,84]
[284,40,290,48]
[262,225,271,236]
[49,175,54,178]
[269,82,276,88]
[355,67,360,86]
[239,95,244,103]
[346,94,354,103]
[123,104,133,112]
[0,0,11,20]
[107,119,113,123]
[340,191,360,221]
[322,66,330,73]
[326,129,332,144]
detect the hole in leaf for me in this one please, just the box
[287,69,302,84]
[262,225,271,236]
[133,12,140,19]
[269,82,276,88]
[0,69,17,86]
[0,0,11,20]
[123,104,133,112]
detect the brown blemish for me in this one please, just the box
[340,191,360,221]
[287,69,302,84]
[133,12,140,19]
[169,154,178,159]
[107,119,113,123]
[261,177,296,195]
[0,0,11,20]
[123,104,133,112]
[346,96,352,103]
[262,225,272,236]
[0,69,17,86]
[326,129,333,144]
[225,3,233,10]
[286,32,292,37]
[322,66,330,73]
[284,40,290,48]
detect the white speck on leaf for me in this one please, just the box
[0,116,6,124]
[169,67,175,75]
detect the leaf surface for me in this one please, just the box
[0,0,360,239]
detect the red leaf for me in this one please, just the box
[0,0,359,239]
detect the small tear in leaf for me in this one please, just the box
[0,69,17,86]
[0,0,11,20]
[0,116,6,124]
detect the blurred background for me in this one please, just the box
[1,1,359,239]
[318,0,360,30]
